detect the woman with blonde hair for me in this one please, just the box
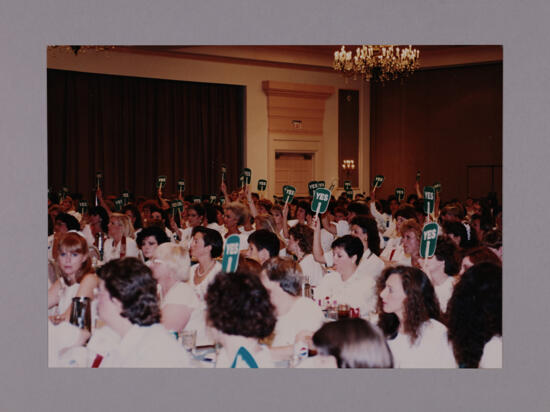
[103,213,139,263]
[48,232,99,322]
[149,242,199,333]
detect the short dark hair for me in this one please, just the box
[289,224,314,255]
[136,226,171,248]
[192,226,223,258]
[97,258,161,326]
[262,257,303,296]
[347,201,370,217]
[248,229,280,258]
[331,235,364,264]
[350,215,381,256]
[394,204,417,221]
[434,236,461,276]
[206,271,276,338]
[203,204,218,224]
[188,203,205,217]
[55,212,80,232]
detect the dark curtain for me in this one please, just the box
[47,69,244,201]
[370,63,502,203]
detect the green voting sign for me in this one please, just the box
[433,182,441,193]
[346,189,354,199]
[311,188,331,215]
[221,165,227,182]
[193,196,201,204]
[317,181,325,188]
[222,234,241,273]
[242,168,252,185]
[157,175,167,189]
[257,179,267,191]
[373,175,385,188]
[282,185,296,204]
[239,173,245,188]
[121,190,130,206]
[420,222,439,258]
[416,171,421,182]
[344,180,352,191]
[209,194,217,203]
[114,198,124,211]
[308,181,319,197]
[78,200,89,215]
[177,179,185,194]
[423,186,436,215]
[395,188,405,202]
[96,171,103,189]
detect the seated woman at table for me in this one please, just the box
[94,257,191,367]
[315,235,378,320]
[447,262,502,368]
[311,318,393,368]
[48,232,99,322]
[149,243,199,333]
[260,257,325,361]
[380,205,417,266]
[376,265,456,368]
[186,227,224,345]
[459,245,502,275]
[136,226,170,262]
[103,213,139,262]
[205,271,276,368]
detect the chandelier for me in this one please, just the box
[333,45,420,83]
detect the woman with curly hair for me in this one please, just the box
[376,265,456,368]
[205,271,276,368]
[446,262,502,368]
[93,257,191,367]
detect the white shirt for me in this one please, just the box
[320,228,334,252]
[299,254,325,287]
[478,335,502,368]
[434,276,456,313]
[162,282,200,309]
[100,324,192,368]
[185,262,222,346]
[331,220,350,237]
[206,222,227,237]
[102,237,139,263]
[381,237,411,266]
[271,297,325,347]
[324,248,385,283]
[315,269,378,320]
[387,319,457,368]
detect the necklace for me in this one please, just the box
[197,260,216,278]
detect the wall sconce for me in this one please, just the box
[342,159,356,179]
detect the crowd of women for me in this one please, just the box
[47,179,502,368]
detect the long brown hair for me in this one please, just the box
[376,266,441,345]
[54,232,93,284]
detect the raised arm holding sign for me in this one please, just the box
[311,188,331,220]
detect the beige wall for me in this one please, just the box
[47,49,364,199]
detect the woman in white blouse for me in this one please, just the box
[376,265,456,368]
[149,243,198,333]
[103,213,139,262]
